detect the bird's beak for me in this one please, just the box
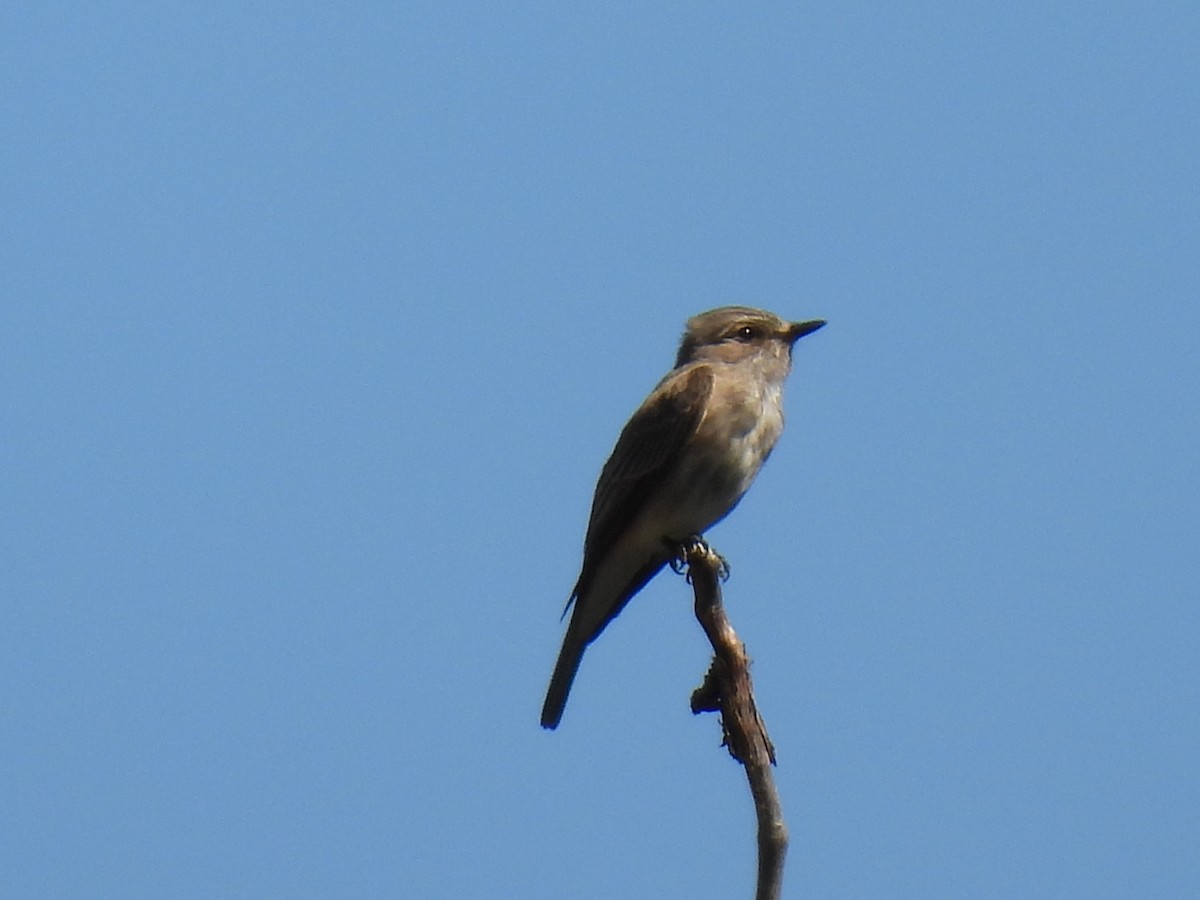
[787,319,826,343]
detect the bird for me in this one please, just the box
[541,306,824,729]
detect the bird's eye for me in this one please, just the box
[734,325,759,341]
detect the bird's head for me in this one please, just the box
[674,306,825,369]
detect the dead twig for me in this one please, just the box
[682,542,788,900]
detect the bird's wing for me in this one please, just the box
[579,364,714,578]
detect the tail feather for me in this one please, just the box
[542,564,664,729]
[540,633,586,729]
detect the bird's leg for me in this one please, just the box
[666,534,703,573]
[666,535,731,581]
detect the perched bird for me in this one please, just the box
[541,306,824,729]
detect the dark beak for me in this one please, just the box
[787,319,826,343]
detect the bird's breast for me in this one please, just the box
[646,384,784,537]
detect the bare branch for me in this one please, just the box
[684,543,788,900]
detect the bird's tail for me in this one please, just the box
[540,633,586,729]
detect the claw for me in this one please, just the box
[664,535,730,581]
[715,554,731,581]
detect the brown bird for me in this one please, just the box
[542,306,824,728]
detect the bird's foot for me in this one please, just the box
[666,535,731,581]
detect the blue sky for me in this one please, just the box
[3,3,1198,898]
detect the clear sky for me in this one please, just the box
[3,3,1198,898]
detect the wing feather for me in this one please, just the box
[577,365,713,584]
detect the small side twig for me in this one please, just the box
[683,542,788,900]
